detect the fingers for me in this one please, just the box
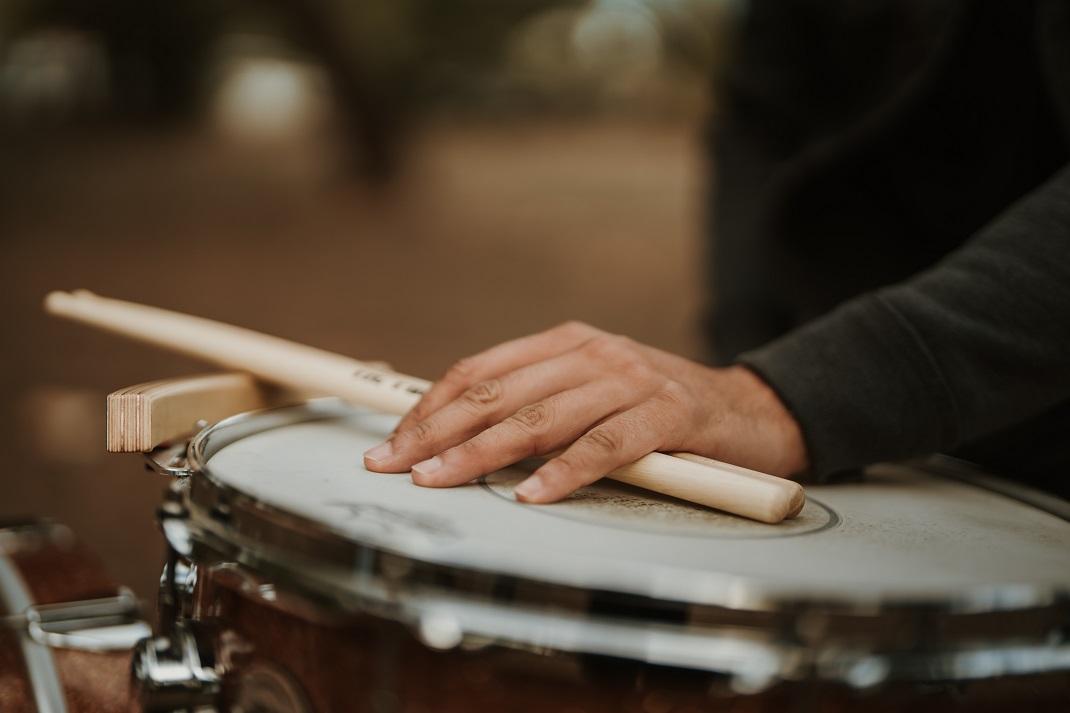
[364,323,697,507]
[514,384,690,503]
[392,321,600,434]
[364,348,601,472]
[407,379,633,487]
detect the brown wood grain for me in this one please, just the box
[1,524,139,712]
[203,569,1070,713]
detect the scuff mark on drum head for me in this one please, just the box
[325,502,461,540]
[479,470,839,540]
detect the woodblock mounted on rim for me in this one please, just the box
[106,373,306,453]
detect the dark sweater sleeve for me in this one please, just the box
[738,162,1070,476]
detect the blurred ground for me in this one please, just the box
[0,117,708,606]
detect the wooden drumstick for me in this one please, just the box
[44,290,804,523]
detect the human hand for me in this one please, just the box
[363,322,807,502]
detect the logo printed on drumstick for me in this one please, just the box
[351,367,428,397]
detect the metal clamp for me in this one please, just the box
[132,622,221,712]
[144,442,195,478]
[25,588,152,652]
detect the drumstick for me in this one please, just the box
[44,290,805,523]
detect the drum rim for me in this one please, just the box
[177,399,1070,685]
[185,399,1070,614]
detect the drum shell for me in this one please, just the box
[0,520,139,713]
[192,557,1070,713]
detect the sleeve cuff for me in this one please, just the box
[735,293,960,477]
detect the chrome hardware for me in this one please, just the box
[159,480,194,558]
[159,557,199,624]
[132,622,221,712]
[25,589,152,652]
[172,560,199,605]
[144,442,194,478]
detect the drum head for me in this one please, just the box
[192,401,1070,610]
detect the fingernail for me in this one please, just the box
[364,441,394,464]
[412,456,443,477]
[514,474,544,502]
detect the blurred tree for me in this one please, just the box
[1,1,728,179]
[8,0,223,120]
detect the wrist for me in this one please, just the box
[707,365,810,477]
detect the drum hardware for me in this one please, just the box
[18,589,152,652]
[144,420,211,479]
[145,475,329,710]
[136,533,225,711]
[145,441,197,479]
[159,480,195,557]
[131,620,221,713]
[159,555,200,624]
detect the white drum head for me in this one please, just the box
[199,403,1070,609]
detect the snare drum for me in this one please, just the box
[134,399,1070,712]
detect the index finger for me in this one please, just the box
[393,320,600,433]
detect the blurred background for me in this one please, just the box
[0,1,735,605]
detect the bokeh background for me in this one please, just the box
[0,1,734,605]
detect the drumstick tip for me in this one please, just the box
[43,289,97,316]
[784,481,806,519]
[43,290,71,314]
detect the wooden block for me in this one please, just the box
[106,373,300,453]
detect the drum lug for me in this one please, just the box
[131,621,221,712]
[159,555,200,623]
[158,480,194,558]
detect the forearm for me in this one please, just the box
[739,162,1070,476]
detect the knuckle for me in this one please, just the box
[455,438,486,462]
[657,380,689,406]
[582,428,623,455]
[653,382,693,431]
[443,357,477,385]
[508,404,553,453]
[583,334,639,363]
[408,420,435,445]
[549,453,578,475]
[405,401,429,424]
[581,334,620,360]
[454,436,497,473]
[558,320,596,339]
[583,335,651,378]
[621,357,655,382]
[511,403,551,431]
[461,379,504,409]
